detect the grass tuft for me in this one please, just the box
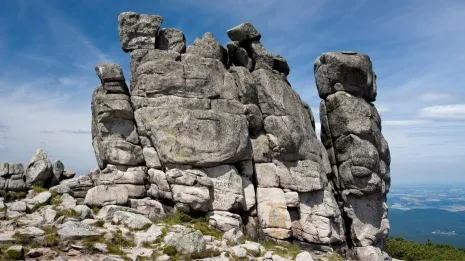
[32,185,48,194]
[261,240,301,258]
[163,246,178,256]
[56,209,79,219]
[0,191,27,202]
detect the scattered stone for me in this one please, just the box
[296,251,314,261]
[96,205,144,220]
[84,185,128,207]
[33,191,52,205]
[57,221,100,240]
[44,208,57,223]
[231,245,247,258]
[209,211,242,232]
[134,225,162,247]
[61,193,77,208]
[73,205,93,220]
[112,211,152,230]
[0,232,15,243]
[50,184,73,195]
[6,245,24,260]
[18,226,45,238]
[223,227,244,245]
[9,201,26,212]
[164,227,206,254]
[94,243,108,253]
[129,198,166,219]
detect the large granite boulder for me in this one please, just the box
[118,12,163,52]
[25,149,52,187]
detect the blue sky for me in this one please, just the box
[0,0,464,185]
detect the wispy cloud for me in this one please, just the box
[41,130,91,135]
[419,92,454,102]
[420,104,465,120]
[383,120,430,126]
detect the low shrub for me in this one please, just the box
[32,185,47,194]
[163,245,178,256]
[56,209,79,219]
[387,237,465,261]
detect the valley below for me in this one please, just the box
[388,184,465,248]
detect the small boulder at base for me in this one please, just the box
[112,211,152,230]
[164,227,206,254]
[57,221,100,240]
[7,245,24,260]
[25,149,53,187]
[84,185,128,207]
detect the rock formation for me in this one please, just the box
[0,149,75,192]
[87,11,392,260]
[0,11,392,261]
[315,52,390,260]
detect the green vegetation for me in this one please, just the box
[92,206,100,215]
[261,240,301,258]
[185,249,222,260]
[107,244,124,256]
[82,236,104,249]
[41,226,59,247]
[153,207,204,223]
[163,245,178,256]
[94,220,105,227]
[325,252,344,261]
[387,237,465,261]
[156,209,220,237]
[12,232,32,245]
[51,195,63,206]
[6,248,23,260]
[32,185,47,194]
[56,208,79,219]
[193,222,222,239]
[0,191,27,202]
[162,246,221,261]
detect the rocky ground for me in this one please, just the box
[0,188,348,261]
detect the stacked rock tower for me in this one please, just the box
[89,12,391,260]
[315,52,391,259]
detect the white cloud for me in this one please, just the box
[383,120,429,126]
[420,104,465,120]
[59,77,74,86]
[419,92,453,102]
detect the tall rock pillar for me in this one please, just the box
[91,64,144,170]
[314,52,390,260]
